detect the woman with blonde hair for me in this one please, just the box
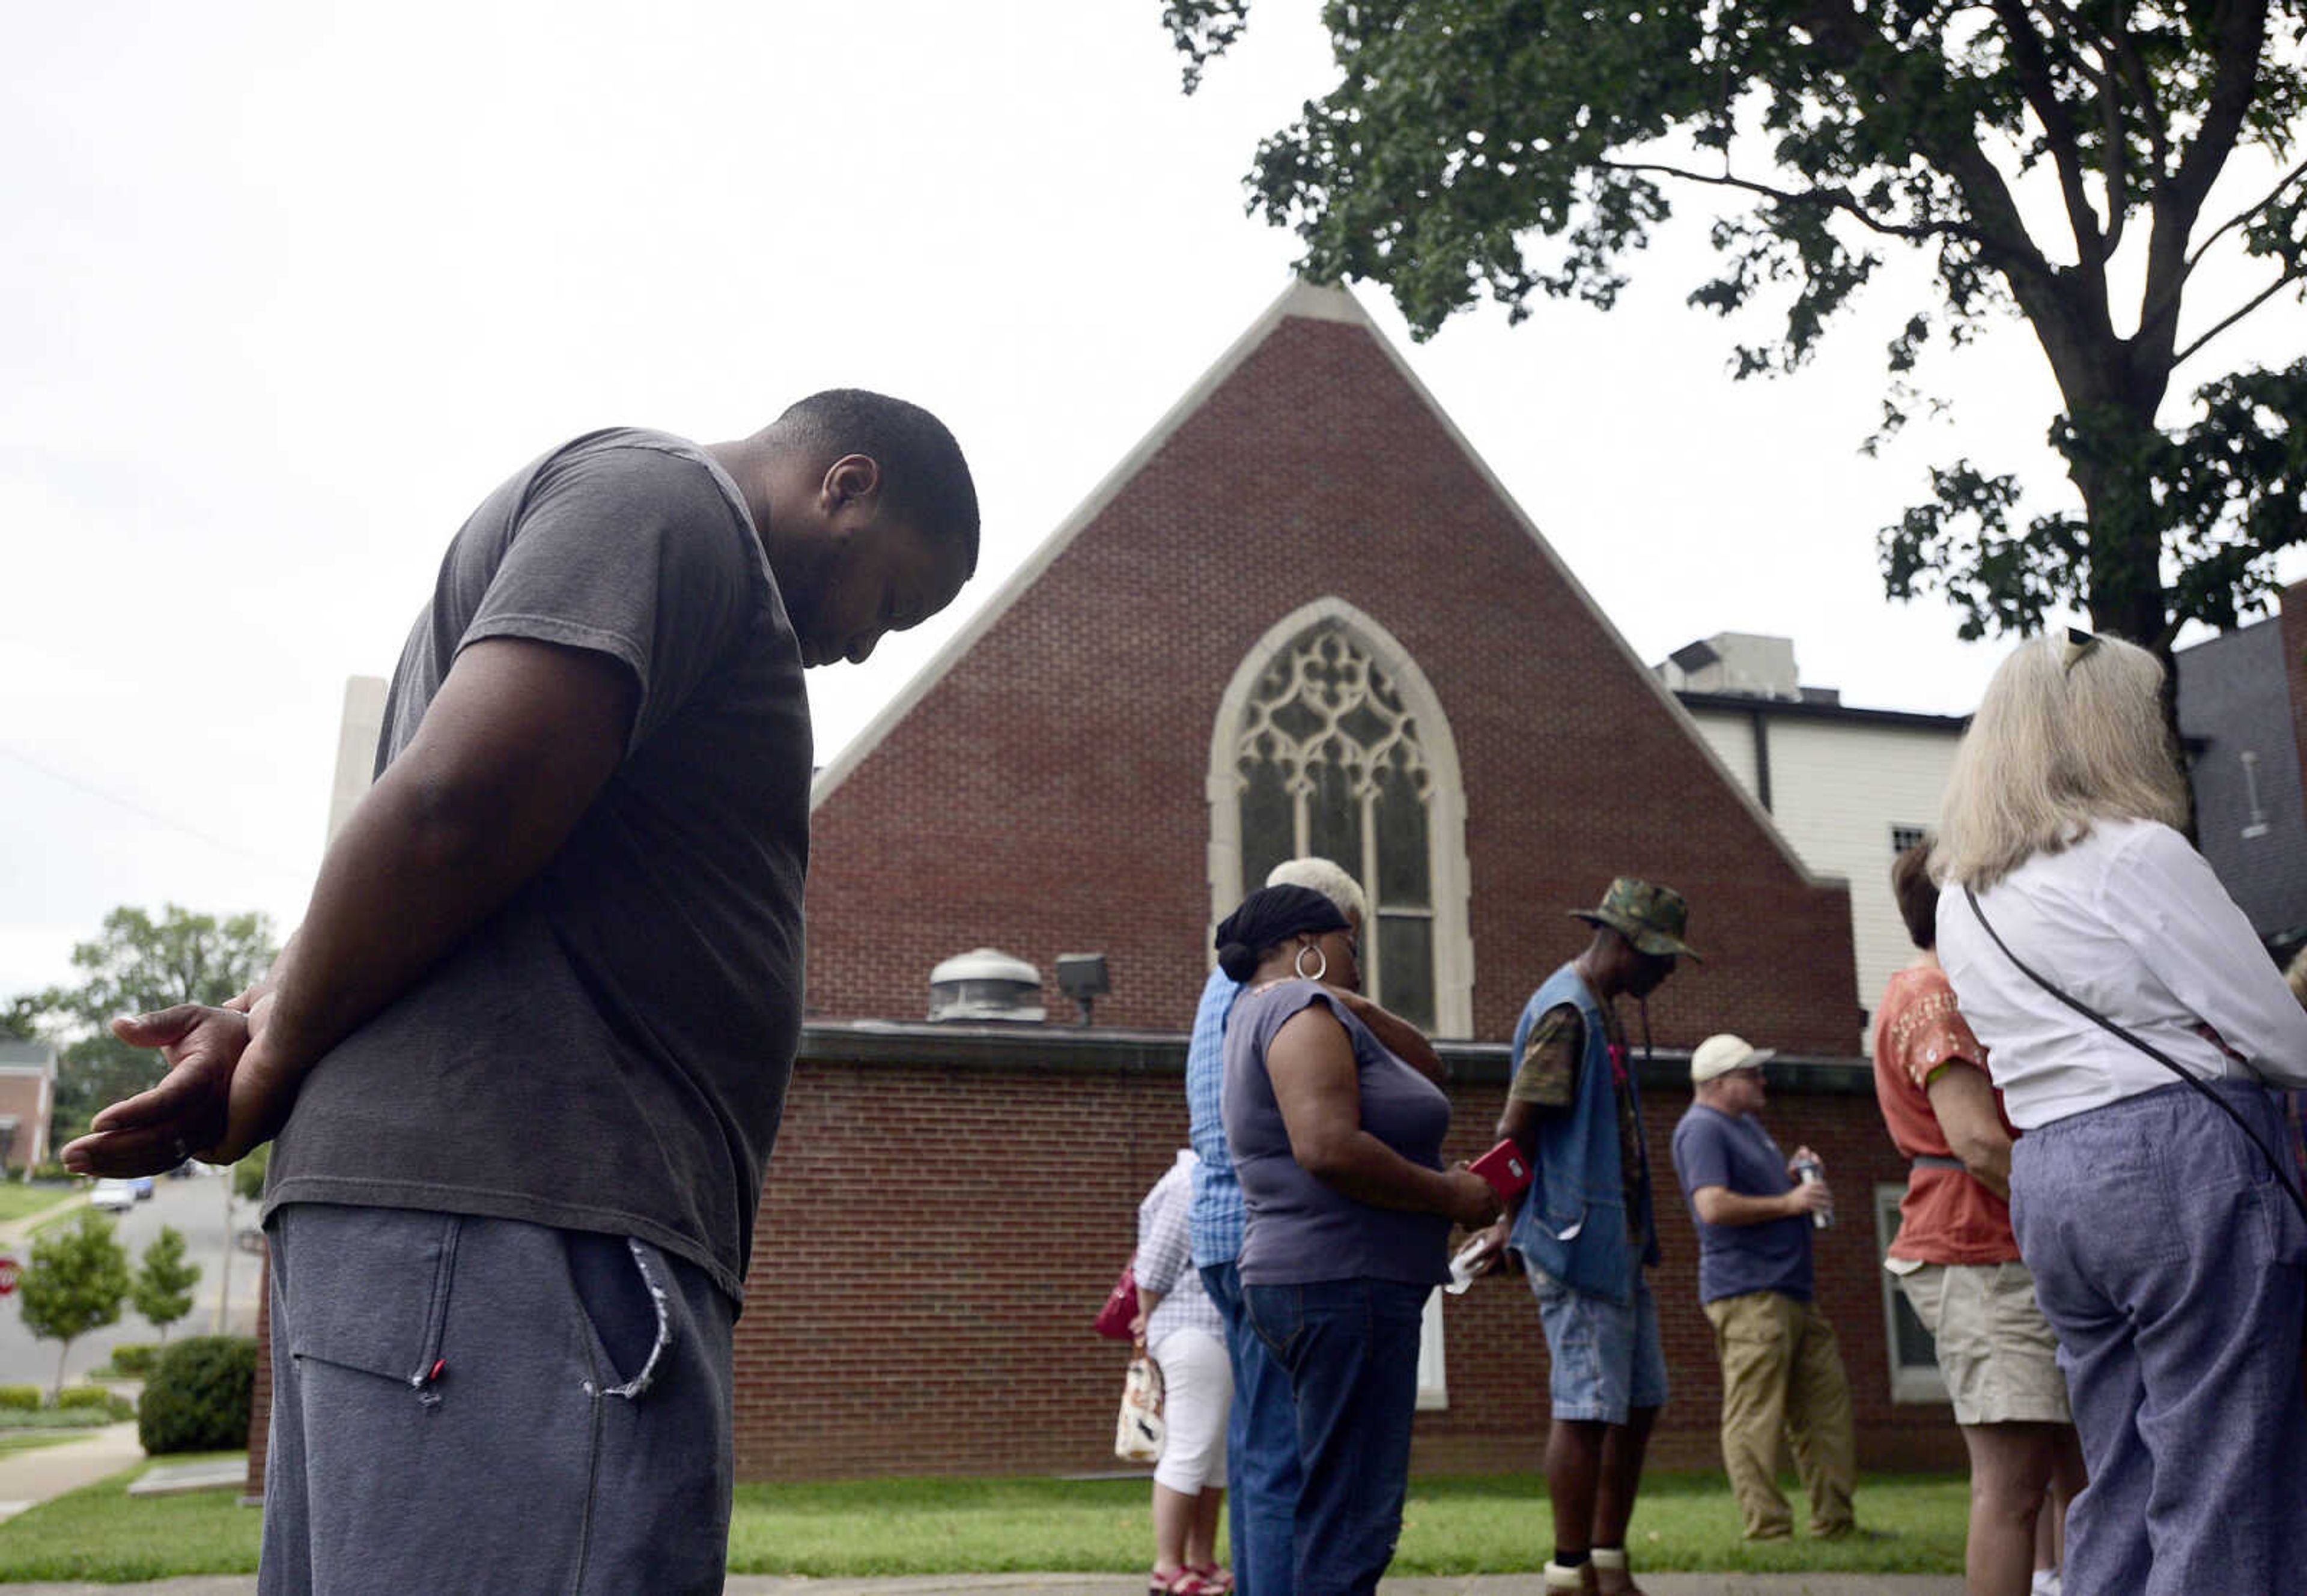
[1934,628,2307,1594]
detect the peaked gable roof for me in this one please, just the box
[812,278,1828,890]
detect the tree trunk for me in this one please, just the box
[2070,400,2196,840]
[53,1337,71,1406]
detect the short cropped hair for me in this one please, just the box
[771,389,979,577]
[1266,857,1369,926]
[1933,632,2189,890]
[1891,838,1938,950]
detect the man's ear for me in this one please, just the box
[819,453,883,516]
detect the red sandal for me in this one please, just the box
[1150,1573,1218,1596]
[1186,1565,1233,1593]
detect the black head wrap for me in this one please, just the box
[1214,884,1350,982]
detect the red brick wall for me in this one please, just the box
[245,1035,1958,1494]
[0,1073,49,1170]
[248,300,1898,1488]
[727,1036,1959,1479]
[804,311,1858,1055]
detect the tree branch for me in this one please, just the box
[2110,24,2169,173]
[2138,0,2269,377]
[1996,0,2108,269]
[2185,158,2307,275]
[2138,158,2307,335]
[1593,159,1974,244]
[2172,265,2307,368]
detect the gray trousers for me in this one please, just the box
[261,1203,735,1595]
[2011,1079,2307,1595]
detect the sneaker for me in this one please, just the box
[1541,1561,1599,1594]
[1591,1546,1646,1595]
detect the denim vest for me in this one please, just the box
[1507,963,1658,1303]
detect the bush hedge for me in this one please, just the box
[138,1335,258,1455]
[55,1385,112,1410]
[0,1385,41,1412]
[106,1343,157,1377]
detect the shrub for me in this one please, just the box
[0,1384,42,1412]
[55,1385,112,1410]
[106,1343,158,1377]
[138,1335,258,1455]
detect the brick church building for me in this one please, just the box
[250,280,1959,1490]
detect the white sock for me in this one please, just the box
[2031,1570,2061,1596]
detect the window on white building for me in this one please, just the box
[1873,1182,1949,1403]
[1890,823,1928,855]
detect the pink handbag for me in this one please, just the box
[1093,1257,1137,1340]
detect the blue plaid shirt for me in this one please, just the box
[1187,965,1247,1267]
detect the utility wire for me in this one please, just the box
[0,742,310,882]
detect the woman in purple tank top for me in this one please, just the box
[1215,885,1501,1595]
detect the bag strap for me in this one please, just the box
[1962,885,2307,1223]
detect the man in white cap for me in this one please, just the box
[1670,1034,1856,1542]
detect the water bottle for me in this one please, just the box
[1792,1152,1832,1230]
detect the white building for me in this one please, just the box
[1659,633,1966,1045]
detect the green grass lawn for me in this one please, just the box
[723,1469,1963,1579]
[0,1183,76,1227]
[0,1464,1967,1583]
[0,1454,257,1584]
[0,1433,79,1460]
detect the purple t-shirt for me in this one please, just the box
[1670,1103,1814,1305]
[1223,980,1453,1287]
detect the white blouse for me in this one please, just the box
[1936,817,2307,1129]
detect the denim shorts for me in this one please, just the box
[1530,1267,1668,1425]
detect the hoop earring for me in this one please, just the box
[1294,942,1328,983]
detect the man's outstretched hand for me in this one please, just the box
[60,1003,294,1176]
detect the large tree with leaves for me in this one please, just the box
[1165,1,2307,673]
[39,905,276,1141]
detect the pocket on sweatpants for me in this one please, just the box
[279,1206,458,1386]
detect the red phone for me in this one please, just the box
[1469,1138,1532,1201]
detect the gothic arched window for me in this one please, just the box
[1210,599,1471,1036]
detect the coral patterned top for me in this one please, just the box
[1871,966,2022,1264]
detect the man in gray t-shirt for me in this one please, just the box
[63,390,979,1591]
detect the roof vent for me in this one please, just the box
[928,948,1047,1024]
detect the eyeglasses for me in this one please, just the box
[2061,625,2100,673]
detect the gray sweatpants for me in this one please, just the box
[260,1203,735,1595]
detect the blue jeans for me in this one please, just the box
[1244,1277,1426,1596]
[1528,1268,1667,1425]
[1201,1261,1298,1596]
[2011,1080,2307,1595]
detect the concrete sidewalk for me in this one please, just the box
[0,1421,143,1525]
[0,1189,88,1248]
[0,1577,1963,1595]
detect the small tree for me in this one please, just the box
[17,1210,130,1401]
[131,1225,201,1342]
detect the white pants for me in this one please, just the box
[1149,1326,1231,1493]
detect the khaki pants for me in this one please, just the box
[1702,1290,1857,1539]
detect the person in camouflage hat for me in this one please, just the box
[1471,878,1697,1596]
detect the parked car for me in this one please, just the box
[90,1178,137,1212]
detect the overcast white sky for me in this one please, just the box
[5,0,2303,1001]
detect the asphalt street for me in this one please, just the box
[0,1173,263,1388]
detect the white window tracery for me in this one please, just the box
[1208,598,1471,1037]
